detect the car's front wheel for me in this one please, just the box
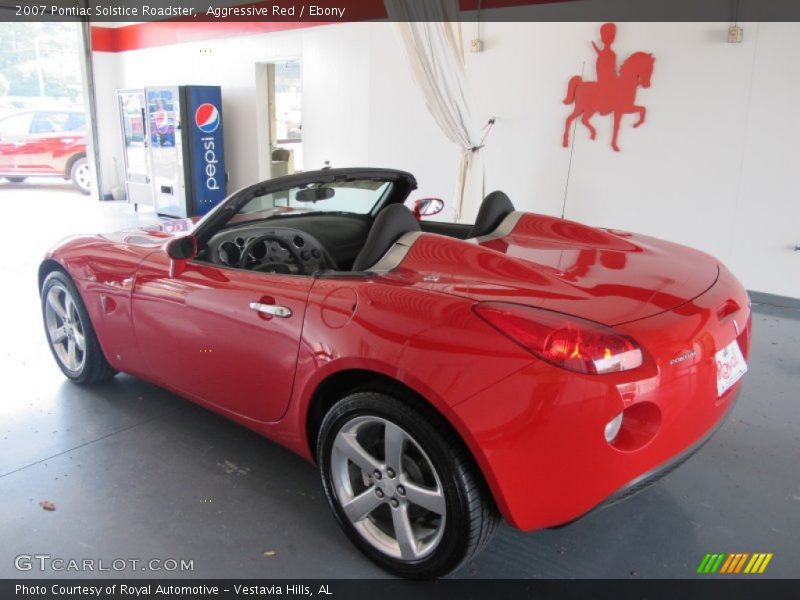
[41,270,116,384]
[69,157,91,194]
[317,391,499,578]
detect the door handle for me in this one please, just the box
[249,302,292,318]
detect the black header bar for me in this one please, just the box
[1,0,800,23]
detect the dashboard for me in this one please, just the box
[202,213,373,275]
[205,225,334,275]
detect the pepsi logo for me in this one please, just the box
[194,103,220,134]
[154,109,172,134]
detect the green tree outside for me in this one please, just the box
[0,22,82,101]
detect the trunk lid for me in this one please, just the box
[400,213,719,326]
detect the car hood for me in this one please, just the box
[399,213,719,326]
[97,207,306,246]
[97,217,200,246]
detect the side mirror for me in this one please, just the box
[166,235,197,277]
[411,198,444,220]
[167,235,198,259]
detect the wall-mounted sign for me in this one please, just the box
[562,23,655,152]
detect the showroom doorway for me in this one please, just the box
[0,21,98,197]
[255,58,303,180]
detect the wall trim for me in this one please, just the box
[748,290,800,310]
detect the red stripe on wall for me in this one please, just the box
[90,0,570,53]
[90,25,122,52]
[91,20,331,53]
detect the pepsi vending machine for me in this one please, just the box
[144,85,227,218]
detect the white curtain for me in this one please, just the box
[385,0,484,222]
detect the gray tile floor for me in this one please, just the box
[0,182,797,578]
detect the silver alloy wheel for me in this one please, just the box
[74,161,91,193]
[44,283,86,372]
[331,416,446,561]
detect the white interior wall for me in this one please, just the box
[470,22,758,257]
[366,25,458,210]
[91,21,800,298]
[91,52,123,195]
[728,23,800,297]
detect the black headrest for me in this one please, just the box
[469,191,515,238]
[352,204,421,272]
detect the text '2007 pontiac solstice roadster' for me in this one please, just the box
[40,168,750,578]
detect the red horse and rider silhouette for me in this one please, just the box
[563,23,655,152]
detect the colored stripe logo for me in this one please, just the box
[696,552,773,574]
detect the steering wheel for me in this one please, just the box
[239,234,304,273]
[238,233,338,274]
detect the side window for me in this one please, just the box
[66,112,85,131]
[30,112,73,134]
[0,112,34,137]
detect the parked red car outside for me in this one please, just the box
[0,109,91,194]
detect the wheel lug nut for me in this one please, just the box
[375,488,384,498]
[373,470,382,480]
[386,468,395,478]
[390,498,399,508]
[397,485,405,496]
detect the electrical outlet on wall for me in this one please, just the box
[727,25,743,43]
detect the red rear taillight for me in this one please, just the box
[473,302,643,375]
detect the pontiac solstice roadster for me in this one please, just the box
[39,168,750,578]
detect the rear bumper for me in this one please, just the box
[449,265,751,531]
[556,387,739,528]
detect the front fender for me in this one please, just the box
[40,235,161,375]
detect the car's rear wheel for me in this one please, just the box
[317,391,499,578]
[3,176,26,183]
[41,270,116,384]
[69,157,91,194]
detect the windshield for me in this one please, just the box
[233,179,392,225]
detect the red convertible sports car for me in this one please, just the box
[39,168,751,578]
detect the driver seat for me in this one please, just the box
[352,204,421,271]
[469,191,515,238]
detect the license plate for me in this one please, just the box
[715,339,747,397]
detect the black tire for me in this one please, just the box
[69,156,91,194]
[317,390,500,579]
[41,270,117,384]
[3,176,26,183]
